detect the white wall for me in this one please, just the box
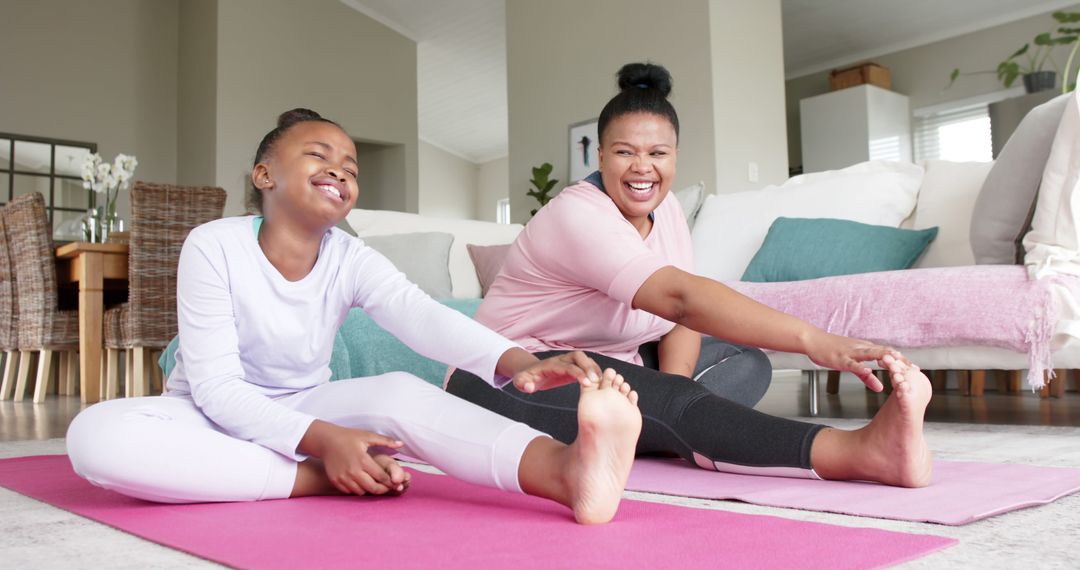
[0,0,180,220]
[476,156,509,222]
[177,0,217,188]
[418,140,478,219]
[786,5,1080,168]
[212,0,419,215]
[506,0,717,223]
[709,0,789,191]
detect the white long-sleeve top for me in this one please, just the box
[167,216,517,460]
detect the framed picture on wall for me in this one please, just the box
[568,118,599,183]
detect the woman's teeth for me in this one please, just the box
[318,184,341,199]
[627,182,654,193]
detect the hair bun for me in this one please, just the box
[616,63,672,97]
[277,108,324,129]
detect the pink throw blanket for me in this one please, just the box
[727,266,1080,389]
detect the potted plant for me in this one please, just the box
[948,11,1080,94]
[526,162,558,217]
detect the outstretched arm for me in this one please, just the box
[633,266,890,391]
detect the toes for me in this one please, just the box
[618,382,631,395]
[600,368,616,389]
[612,373,625,388]
[628,390,639,406]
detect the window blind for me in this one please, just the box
[913,104,993,162]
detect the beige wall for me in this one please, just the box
[506,0,717,223]
[786,5,1080,168]
[177,0,217,188]
[0,0,180,219]
[476,156,509,222]
[212,0,419,215]
[418,140,478,219]
[709,0,788,191]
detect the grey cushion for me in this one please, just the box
[361,232,454,299]
[971,93,1071,264]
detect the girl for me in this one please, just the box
[448,63,934,488]
[66,109,641,525]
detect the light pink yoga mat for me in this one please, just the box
[0,456,953,570]
[627,458,1080,525]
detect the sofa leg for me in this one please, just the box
[1038,369,1067,398]
[826,371,840,394]
[957,370,971,396]
[807,371,820,417]
[969,370,986,396]
[929,370,947,392]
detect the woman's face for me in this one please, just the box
[598,112,678,232]
[253,121,359,229]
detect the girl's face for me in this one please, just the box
[597,112,678,233]
[253,121,359,230]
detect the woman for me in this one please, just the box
[448,63,933,487]
[66,108,642,525]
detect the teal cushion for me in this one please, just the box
[158,329,354,382]
[740,217,938,282]
[338,298,482,386]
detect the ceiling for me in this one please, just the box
[783,0,1080,78]
[343,0,1076,164]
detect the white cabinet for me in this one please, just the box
[800,84,911,173]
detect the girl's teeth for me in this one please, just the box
[319,184,341,199]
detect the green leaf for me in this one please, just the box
[1054,11,1080,23]
[950,68,960,81]
[1009,43,1030,60]
[1035,33,1054,46]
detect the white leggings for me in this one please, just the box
[66,373,547,503]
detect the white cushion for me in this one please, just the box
[691,161,924,281]
[909,160,993,268]
[1024,89,1080,279]
[345,209,523,298]
[673,180,705,229]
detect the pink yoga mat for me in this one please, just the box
[627,458,1080,525]
[0,456,952,570]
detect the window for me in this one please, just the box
[913,104,993,162]
[0,133,97,235]
[496,198,510,224]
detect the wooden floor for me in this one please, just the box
[2,372,1078,442]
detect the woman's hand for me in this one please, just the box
[511,350,603,393]
[803,331,903,392]
[298,420,411,496]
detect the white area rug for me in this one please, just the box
[2,419,1079,568]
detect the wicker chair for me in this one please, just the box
[0,205,21,399]
[5,192,79,403]
[103,182,226,397]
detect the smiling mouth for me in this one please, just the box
[625,181,656,194]
[316,184,344,202]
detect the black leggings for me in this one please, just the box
[446,351,826,474]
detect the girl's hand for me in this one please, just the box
[803,332,902,392]
[299,420,411,495]
[512,350,603,393]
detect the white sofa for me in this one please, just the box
[343,157,1079,413]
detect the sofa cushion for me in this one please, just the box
[1024,90,1080,279]
[361,232,454,299]
[338,298,482,385]
[346,209,522,298]
[692,161,923,281]
[673,180,706,229]
[971,93,1071,264]
[741,217,937,282]
[909,160,993,268]
[467,243,511,297]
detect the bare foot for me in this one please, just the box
[852,354,933,487]
[564,369,641,524]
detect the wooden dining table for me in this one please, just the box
[55,242,129,404]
